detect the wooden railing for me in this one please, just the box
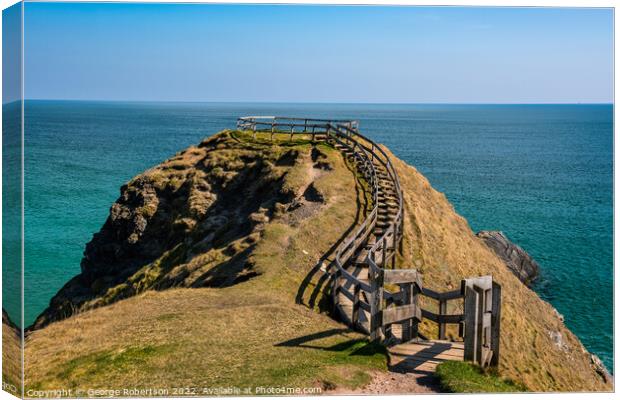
[236,116,501,368]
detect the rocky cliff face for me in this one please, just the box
[476,230,539,285]
[3,309,18,333]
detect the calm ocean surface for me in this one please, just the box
[12,101,613,369]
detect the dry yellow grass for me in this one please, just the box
[25,288,386,393]
[3,313,22,396]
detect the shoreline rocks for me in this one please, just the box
[477,230,539,285]
[2,309,19,334]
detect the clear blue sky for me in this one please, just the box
[3,2,21,104]
[22,3,613,103]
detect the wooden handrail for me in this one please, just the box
[236,116,501,368]
[237,117,402,292]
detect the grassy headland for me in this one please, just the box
[23,130,611,393]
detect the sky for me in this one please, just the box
[3,2,21,104]
[18,3,614,103]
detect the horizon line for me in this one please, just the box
[3,99,614,106]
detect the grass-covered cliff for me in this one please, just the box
[3,310,21,397]
[26,131,388,393]
[23,130,611,393]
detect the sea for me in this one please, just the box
[3,100,613,370]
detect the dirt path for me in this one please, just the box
[331,370,442,395]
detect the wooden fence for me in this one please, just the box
[237,116,501,368]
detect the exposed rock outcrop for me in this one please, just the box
[31,131,331,330]
[476,230,539,285]
[590,354,613,384]
[3,309,19,334]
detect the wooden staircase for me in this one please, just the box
[236,116,502,374]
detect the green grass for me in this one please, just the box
[435,361,527,393]
[55,345,178,385]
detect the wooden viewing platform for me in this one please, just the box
[237,116,501,374]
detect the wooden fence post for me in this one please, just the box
[491,282,501,367]
[400,282,412,342]
[369,267,384,342]
[381,238,387,268]
[463,285,479,363]
[475,286,485,364]
[352,283,360,327]
[438,299,447,340]
[332,268,340,316]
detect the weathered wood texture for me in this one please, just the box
[390,340,465,373]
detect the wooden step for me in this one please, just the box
[375,220,391,228]
[378,202,399,210]
[388,340,465,373]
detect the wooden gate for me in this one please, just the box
[462,276,501,367]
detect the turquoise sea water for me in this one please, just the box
[10,101,613,370]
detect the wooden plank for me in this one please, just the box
[403,340,465,349]
[383,269,420,284]
[390,347,464,360]
[351,284,360,324]
[338,268,372,292]
[389,341,465,373]
[461,275,493,293]
[438,300,447,340]
[359,300,371,313]
[421,288,463,301]
[390,352,463,363]
[490,282,501,367]
[463,286,479,363]
[339,286,355,302]
[475,286,485,364]
[482,312,491,327]
[441,289,464,301]
[331,269,341,315]
[411,290,419,339]
[421,309,463,324]
[382,303,421,325]
[400,283,413,342]
[369,268,384,341]
[392,349,464,361]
